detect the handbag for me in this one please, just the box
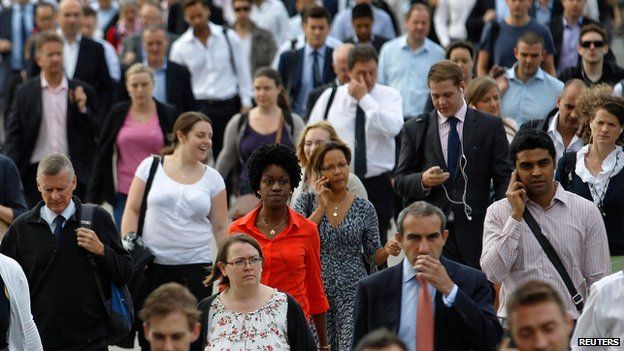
[522,209,584,312]
[81,204,134,344]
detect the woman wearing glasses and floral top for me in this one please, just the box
[293,141,400,351]
[196,234,315,350]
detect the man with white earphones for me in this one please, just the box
[395,60,512,270]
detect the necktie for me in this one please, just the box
[312,50,322,88]
[52,215,65,240]
[354,104,367,178]
[447,117,460,178]
[416,277,434,351]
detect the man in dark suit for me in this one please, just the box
[344,4,388,53]
[353,201,503,350]
[395,61,511,269]
[28,0,113,122]
[114,25,195,114]
[4,31,97,207]
[277,5,335,117]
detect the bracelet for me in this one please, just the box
[318,345,330,350]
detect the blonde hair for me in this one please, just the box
[296,121,344,167]
[575,83,612,143]
[125,62,154,82]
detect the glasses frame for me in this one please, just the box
[580,40,605,48]
[224,257,264,268]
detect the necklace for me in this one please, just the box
[329,193,350,217]
[260,215,288,236]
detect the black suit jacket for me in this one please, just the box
[113,60,196,114]
[28,36,113,122]
[0,6,36,60]
[394,108,512,267]
[465,0,494,44]
[86,99,177,205]
[353,257,502,350]
[344,36,388,53]
[278,46,335,107]
[4,77,98,189]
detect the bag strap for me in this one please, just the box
[323,84,338,120]
[222,25,237,76]
[285,39,298,97]
[522,209,584,312]
[81,204,108,307]
[137,155,161,237]
[560,151,577,191]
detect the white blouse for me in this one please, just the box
[575,145,624,206]
[206,290,290,350]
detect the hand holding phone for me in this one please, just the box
[506,170,526,221]
[422,166,450,187]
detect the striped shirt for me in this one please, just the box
[481,182,611,319]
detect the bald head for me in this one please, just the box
[557,79,586,134]
[333,43,355,85]
[58,0,83,40]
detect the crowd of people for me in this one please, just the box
[1,0,624,350]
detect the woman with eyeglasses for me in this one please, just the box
[228,143,330,350]
[197,234,315,350]
[293,141,400,351]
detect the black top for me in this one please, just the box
[0,273,9,349]
[558,61,624,87]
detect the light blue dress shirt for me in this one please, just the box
[330,6,396,41]
[40,200,76,234]
[10,3,33,70]
[495,0,509,22]
[398,258,458,351]
[377,36,445,118]
[534,0,554,26]
[146,59,167,104]
[558,17,583,72]
[500,64,563,126]
[293,43,326,116]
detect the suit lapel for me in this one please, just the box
[384,264,403,332]
[322,47,333,81]
[72,40,86,79]
[433,257,456,349]
[293,48,304,90]
[165,65,173,102]
[428,110,447,170]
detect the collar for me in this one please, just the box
[575,145,624,183]
[16,3,32,12]
[58,28,82,45]
[547,111,560,136]
[40,199,76,224]
[527,182,568,208]
[563,15,584,28]
[144,58,168,71]
[240,205,303,233]
[305,43,326,57]
[401,257,417,283]
[401,35,430,53]
[535,0,553,10]
[40,74,68,90]
[507,63,545,82]
[182,22,220,42]
[437,100,467,124]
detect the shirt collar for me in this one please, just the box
[239,206,303,233]
[437,100,467,124]
[402,257,416,283]
[507,63,545,82]
[527,181,568,208]
[40,74,68,90]
[305,43,326,57]
[41,199,76,224]
[401,35,430,53]
[144,58,168,71]
[58,28,82,45]
[547,111,560,136]
[563,15,584,28]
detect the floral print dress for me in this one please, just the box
[205,290,290,350]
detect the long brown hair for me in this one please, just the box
[253,67,290,111]
[465,76,516,132]
[582,95,624,146]
[161,112,213,155]
[203,234,264,287]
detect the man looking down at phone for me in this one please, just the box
[353,201,503,350]
[395,60,512,270]
[481,128,610,322]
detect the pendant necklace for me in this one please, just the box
[330,193,350,217]
[260,215,288,236]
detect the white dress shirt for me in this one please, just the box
[571,271,624,350]
[547,112,583,162]
[61,33,81,79]
[308,83,404,178]
[169,22,253,106]
[433,0,476,47]
[250,0,291,45]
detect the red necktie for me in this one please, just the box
[417,277,434,351]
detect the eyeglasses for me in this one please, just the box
[234,6,250,12]
[580,40,605,48]
[225,257,263,268]
[321,162,349,173]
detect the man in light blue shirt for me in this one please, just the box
[377,4,444,119]
[9,1,33,71]
[330,0,395,41]
[500,31,563,126]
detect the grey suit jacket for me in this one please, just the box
[247,22,277,75]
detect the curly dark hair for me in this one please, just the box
[247,144,302,197]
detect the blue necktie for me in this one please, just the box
[354,105,367,178]
[52,215,65,240]
[312,50,322,88]
[447,117,460,178]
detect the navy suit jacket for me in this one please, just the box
[353,257,502,351]
[277,46,335,106]
[394,108,512,268]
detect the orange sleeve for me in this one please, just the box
[304,222,329,315]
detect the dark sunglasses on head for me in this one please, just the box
[580,40,605,48]
[234,6,250,12]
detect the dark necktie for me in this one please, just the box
[312,50,322,88]
[354,104,367,178]
[52,215,65,240]
[447,117,460,178]
[20,6,28,50]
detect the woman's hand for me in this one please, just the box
[384,239,401,256]
[315,176,332,212]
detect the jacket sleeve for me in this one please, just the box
[352,279,370,347]
[394,121,427,199]
[215,114,242,179]
[3,85,26,171]
[180,65,197,112]
[93,206,132,286]
[489,117,512,200]
[86,105,121,203]
[286,293,316,351]
[0,156,28,219]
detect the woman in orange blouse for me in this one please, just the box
[228,143,330,349]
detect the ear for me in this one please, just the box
[143,323,151,342]
[217,262,227,277]
[513,47,519,60]
[441,229,449,245]
[603,44,609,54]
[191,322,201,342]
[556,95,561,110]
[71,175,77,191]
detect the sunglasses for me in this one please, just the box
[580,40,605,48]
[234,6,251,12]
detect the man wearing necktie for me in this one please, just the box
[0,154,132,350]
[395,61,512,269]
[353,201,502,350]
[309,44,403,245]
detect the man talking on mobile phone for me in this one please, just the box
[481,128,610,325]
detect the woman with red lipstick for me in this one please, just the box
[228,143,330,350]
[293,141,400,351]
[556,96,624,271]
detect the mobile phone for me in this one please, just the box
[317,172,332,190]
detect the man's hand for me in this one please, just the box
[506,170,526,221]
[76,227,105,256]
[422,166,450,187]
[122,51,137,66]
[483,9,496,23]
[414,255,455,295]
[347,76,367,101]
[73,86,87,112]
[0,39,12,53]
